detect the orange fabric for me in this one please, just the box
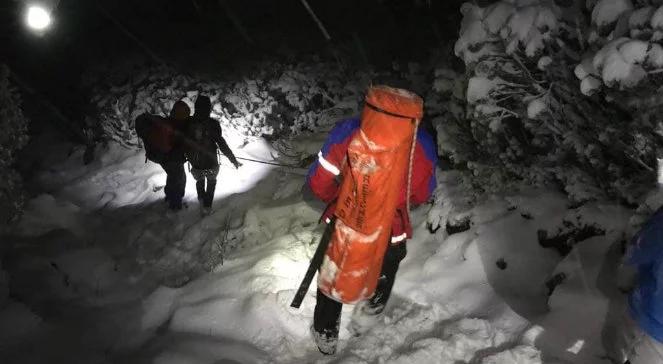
[318,86,423,304]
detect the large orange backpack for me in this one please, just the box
[318,86,423,304]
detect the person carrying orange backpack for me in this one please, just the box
[304,84,437,355]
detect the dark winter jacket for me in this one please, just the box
[306,117,438,244]
[627,207,663,343]
[163,121,187,165]
[184,96,238,169]
[163,101,191,165]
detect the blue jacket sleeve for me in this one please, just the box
[627,208,663,267]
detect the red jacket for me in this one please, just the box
[306,118,438,243]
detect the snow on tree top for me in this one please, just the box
[619,40,649,64]
[485,2,515,33]
[526,97,547,119]
[591,37,648,87]
[467,76,500,104]
[455,1,560,62]
[652,5,663,29]
[537,56,552,70]
[591,0,633,27]
[629,6,654,29]
[647,43,663,67]
[574,57,599,80]
[580,76,602,96]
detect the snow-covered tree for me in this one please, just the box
[576,0,663,176]
[0,65,29,230]
[447,0,658,204]
[576,0,663,96]
[572,0,663,221]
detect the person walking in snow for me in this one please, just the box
[160,100,190,211]
[183,95,241,215]
[305,85,438,355]
[617,207,663,364]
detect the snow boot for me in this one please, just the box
[200,205,212,217]
[348,300,383,337]
[165,208,180,219]
[310,325,337,355]
[168,199,183,211]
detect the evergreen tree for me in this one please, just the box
[0,65,29,230]
[446,0,660,205]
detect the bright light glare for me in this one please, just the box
[26,6,52,31]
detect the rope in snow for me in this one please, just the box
[213,150,308,175]
[235,156,309,176]
[235,156,302,169]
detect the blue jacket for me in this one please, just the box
[627,207,663,343]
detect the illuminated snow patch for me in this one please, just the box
[566,339,585,354]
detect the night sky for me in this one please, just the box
[2,0,463,136]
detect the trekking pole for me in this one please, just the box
[290,220,335,309]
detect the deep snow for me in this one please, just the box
[1,128,633,363]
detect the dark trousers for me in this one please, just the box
[191,165,219,208]
[161,161,186,209]
[196,178,217,208]
[313,241,407,339]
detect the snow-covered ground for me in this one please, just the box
[1,129,633,363]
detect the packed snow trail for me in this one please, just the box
[2,130,633,363]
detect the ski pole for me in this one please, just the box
[290,219,335,309]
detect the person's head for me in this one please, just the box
[194,95,212,118]
[170,100,191,121]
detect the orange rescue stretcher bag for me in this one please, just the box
[318,85,423,304]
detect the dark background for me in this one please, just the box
[1,0,464,138]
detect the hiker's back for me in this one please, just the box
[185,116,218,169]
[135,113,175,163]
[149,119,176,154]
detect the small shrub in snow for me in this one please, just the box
[0,65,29,229]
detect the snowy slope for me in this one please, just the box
[1,131,632,363]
